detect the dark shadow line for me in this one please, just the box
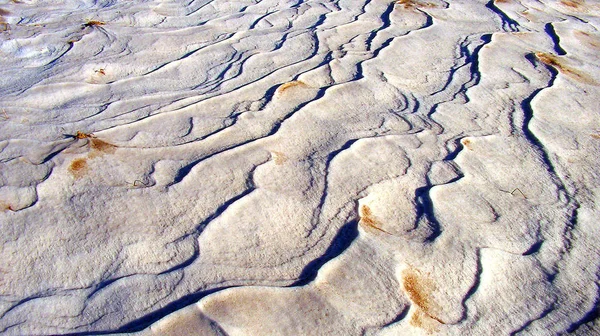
[290,220,359,287]
[544,23,567,56]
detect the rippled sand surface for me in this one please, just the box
[1,0,599,335]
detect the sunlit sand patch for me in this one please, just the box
[88,68,108,83]
[359,205,390,234]
[0,201,14,212]
[270,151,287,165]
[557,0,600,14]
[401,267,446,333]
[560,0,585,9]
[520,9,534,21]
[535,52,598,86]
[149,306,224,336]
[573,30,600,49]
[275,80,308,95]
[510,32,533,36]
[560,0,584,9]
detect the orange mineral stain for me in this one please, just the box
[83,20,105,28]
[560,0,583,8]
[276,80,307,95]
[69,158,88,178]
[402,268,446,332]
[574,30,600,49]
[395,0,438,9]
[89,138,116,154]
[535,52,597,86]
[359,205,390,234]
[461,138,474,150]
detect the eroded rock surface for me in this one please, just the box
[0,0,599,335]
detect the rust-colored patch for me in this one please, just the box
[410,308,441,334]
[270,151,287,165]
[461,138,473,150]
[535,52,597,86]
[591,133,600,139]
[276,80,307,95]
[69,158,88,178]
[89,138,116,154]
[95,68,106,76]
[83,20,105,28]
[574,30,600,49]
[0,9,10,17]
[359,205,390,234]
[0,22,8,32]
[75,131,95,139]
[395,0,438,9]
[402,268,435,314]
[402,267,446,329]
[560,0,583,8]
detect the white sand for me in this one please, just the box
[1,0,599,335]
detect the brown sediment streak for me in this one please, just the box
[89,138,116,154]
[359,205,390,234]
[276,80,308,95]
[560,0,584,9]
[402,268,446,332]
[535,52,598,86]
[395,0,438,10]
[574,30,600,49]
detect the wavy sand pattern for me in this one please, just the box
[1,0,599,335]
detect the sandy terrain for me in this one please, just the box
[1,0,599,335]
